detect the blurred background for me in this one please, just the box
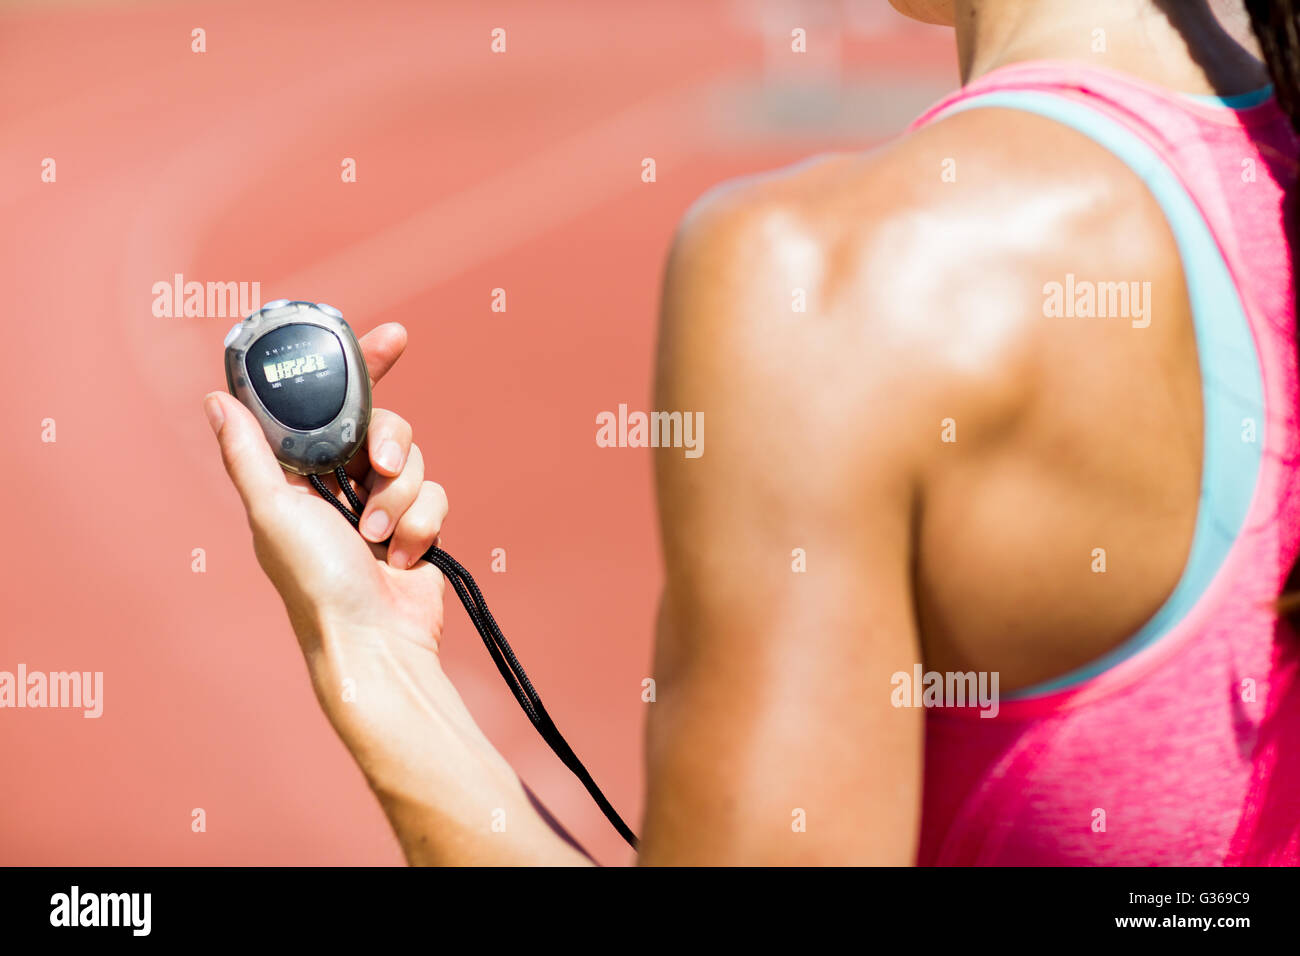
[0,0,954,865]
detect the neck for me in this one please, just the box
[955,0,1267,95]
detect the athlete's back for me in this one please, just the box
[637,1,1300,864]
[648,53,1300,867]
[910,61,1300,864]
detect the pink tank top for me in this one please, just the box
[910,61,1300,865]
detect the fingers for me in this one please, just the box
[353,324,410,481]
[357,444,451,569]
[367,408,412,478]
[203,391,288,519]
[388,481,449,571]
[359,442,424,546]
[358,323,407,389]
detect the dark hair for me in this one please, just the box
[1246,2,1300,613]
[1247,1,1300,132]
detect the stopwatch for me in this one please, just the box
[223,299,371,476]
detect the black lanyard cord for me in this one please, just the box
[324,470,540,718]
[306,467,639,850]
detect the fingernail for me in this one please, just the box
[203,395,225,436]
[389,549,409,570]
[363,509,390,540]
[376,440,403,473]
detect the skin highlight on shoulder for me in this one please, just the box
[655,102,1200,694]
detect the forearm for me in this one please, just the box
[372,776,594,866]
[309,622,595,866]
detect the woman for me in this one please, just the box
[202,0,1300,864]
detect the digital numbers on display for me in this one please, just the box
[263,353,327,383]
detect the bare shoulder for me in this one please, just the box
[657,105,1187,479]
[656,104,1203,691]
[640,105,1200,858]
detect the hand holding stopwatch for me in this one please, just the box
[223,300,637,850]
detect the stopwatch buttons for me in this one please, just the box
[315,303,342,318]
[263,298,291,309]
[223,323,242,348]
[307,441,339,469]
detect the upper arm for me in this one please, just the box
[640,170,937,865]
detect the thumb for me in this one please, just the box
[203,391,288,517]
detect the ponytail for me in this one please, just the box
[1247,0,1300,132]
[1246,1,1300,614]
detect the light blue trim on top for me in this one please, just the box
[1180,84,1274,110]
[935,91,1266,699]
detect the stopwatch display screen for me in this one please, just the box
[246,323,348,431]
